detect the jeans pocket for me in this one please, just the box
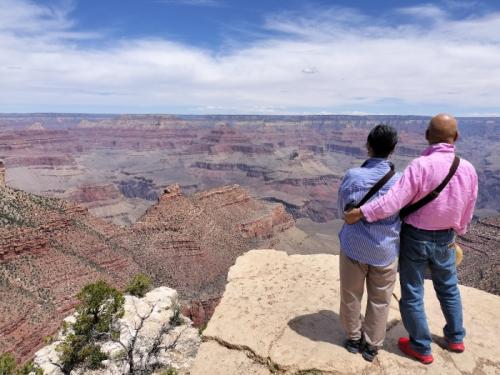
[401,235,428,262]
[433,242,456,267]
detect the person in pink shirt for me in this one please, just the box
[344,114,478,364]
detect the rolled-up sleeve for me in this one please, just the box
[362,160,421,222]
[457,169,478,235]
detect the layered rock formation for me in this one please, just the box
[0,186,141,363]
[1,114,498,227]
[458,216,500,295]
[34,287,200,375]
[62,184,147,225]
[192,250,500,374]
[0,182,296,363]
[125,184,295,326]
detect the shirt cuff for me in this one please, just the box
[360,203,376,223]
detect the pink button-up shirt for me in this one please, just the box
[361,143,478,235]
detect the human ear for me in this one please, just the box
[366,143,373,157]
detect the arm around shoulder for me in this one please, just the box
[361,159,422,222]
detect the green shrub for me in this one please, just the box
[160,367,178,375]
[56,280,124,374]
[125,274,152,297]
[169,302,184,327]
[0,353,16,375]
[16,361,43,375]
[198,323,207,335]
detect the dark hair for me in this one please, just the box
[367,124,398,158]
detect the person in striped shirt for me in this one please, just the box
[337,124,401,362]
[344,114,478,364]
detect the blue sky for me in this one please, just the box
[1,0,500,115]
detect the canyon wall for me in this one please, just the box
[1,114,498,226]
[0,182,296,362]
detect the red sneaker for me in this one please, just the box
[398,337,434,365]
[446,339,465,353]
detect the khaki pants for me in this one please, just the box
[339,251,398,348]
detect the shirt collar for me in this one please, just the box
[421,142,455,156]
[361,158,391,168]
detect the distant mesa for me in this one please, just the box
[25,122,46,131]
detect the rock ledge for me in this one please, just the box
[192,250,500,375]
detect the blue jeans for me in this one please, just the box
[399,224,465,355]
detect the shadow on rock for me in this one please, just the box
[287,310,345,347]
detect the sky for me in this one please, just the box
[0,0,500,115]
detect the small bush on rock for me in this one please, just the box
[160,367,178,375]
[56,280,124,374]
[16,361,43,375]
[0,354,42,375]
[125,273,152,297]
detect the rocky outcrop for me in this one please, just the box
[34,287,201,375]
[63,184,151,226]
[118,177,159,201]
[0,182,296,363]
[238,205,294,239]
[128,185,295,327]
[191,162,270,179]
[0,186,141,363]
[192,250,500,374]
[64,184,123,207]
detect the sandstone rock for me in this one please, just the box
[34,287,201,375]
[192,250,500,374]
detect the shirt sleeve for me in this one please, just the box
[457,168,478,235]
[337,172,350,219]
[361,160,421,223]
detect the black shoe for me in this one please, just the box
[361,343,378,362]
[345,339,362,354]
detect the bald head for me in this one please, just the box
[426,113,459,145]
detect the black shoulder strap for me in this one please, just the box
[355,163,395,208]
[400,156,460,219]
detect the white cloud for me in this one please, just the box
[0,0,499,114]
[397,4,447,20]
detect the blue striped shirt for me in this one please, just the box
[338,158,401,266]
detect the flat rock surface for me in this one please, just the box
[191,250,500,374]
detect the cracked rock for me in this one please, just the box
[191,249,500,374]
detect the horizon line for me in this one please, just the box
[1,112,499,119]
